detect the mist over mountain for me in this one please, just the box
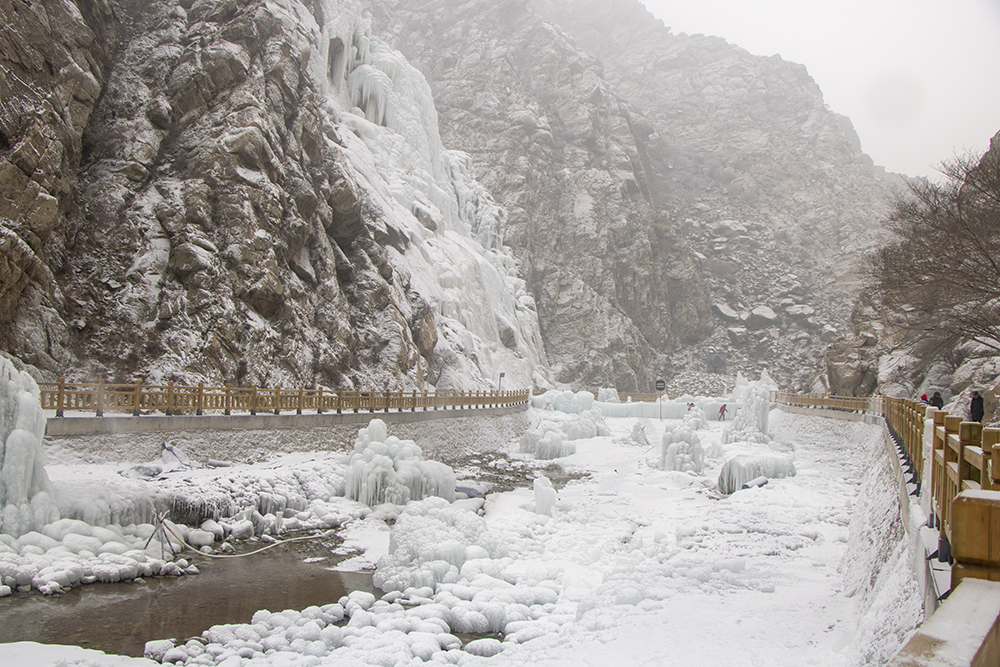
[0,0,903,393]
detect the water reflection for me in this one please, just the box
[0,542,376,657]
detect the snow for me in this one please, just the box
[0,374,926,666]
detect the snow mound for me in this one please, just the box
[345,419,456,507]
[717,454,796,494]
[0,355,58,538]
[373,497,499,592]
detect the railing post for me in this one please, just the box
[56,377,65,417]
[224,384,231,415]
[96,379,105,417]
[196,382,204,416]
[317,386,324,414]
[950,491,1000,589]
[297,387,303,415]
[982,428,1000,490]
[274,386,281,415]
[959,421,983,490]
[250,385,257,416]
[165,381,173,416]
[132,381,142,417]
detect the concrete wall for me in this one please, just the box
[44,403,529,437]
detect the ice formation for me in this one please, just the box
[0,355,57,538]
[629,422,652,447]
[344,419,456,506]
[597,388,620,403]
[533,476,557,516]
[530,389,595,413]
[519,407,609,459]
[661,426,705,473]
[717,454,796,494]
[722,383,773,444]
[316,3,551,390]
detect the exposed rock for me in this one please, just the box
[369,0,901,390]
[0,0,550,392]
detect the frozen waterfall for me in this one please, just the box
[0,355,58,537]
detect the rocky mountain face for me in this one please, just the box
[0,0,551,391]
[0,0,902,394]
[369,0,903,391]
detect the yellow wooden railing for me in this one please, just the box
[39,379,530,417]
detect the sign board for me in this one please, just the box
[655,379,665,391]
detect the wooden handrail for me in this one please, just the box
[37,380,531,417]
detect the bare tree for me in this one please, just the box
[867,138,1000,352]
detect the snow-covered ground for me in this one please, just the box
[0,387,921,666]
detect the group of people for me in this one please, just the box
[919,390,985,423]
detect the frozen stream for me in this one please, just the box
[0,398,921,666]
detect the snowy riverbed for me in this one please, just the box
[0,397,921,666]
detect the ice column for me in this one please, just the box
[0,356,57,536]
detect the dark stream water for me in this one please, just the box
[0,540,377,657]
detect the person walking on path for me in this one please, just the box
[930,391,944,409]
[718,404,728,421]
[971,390,985,423]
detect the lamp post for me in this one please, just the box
[498,371,505,393]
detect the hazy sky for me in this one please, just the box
[640,0,1000,178]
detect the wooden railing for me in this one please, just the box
[772,391,881,414]
[39,379,530,417]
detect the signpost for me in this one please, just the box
[655,379,665,420]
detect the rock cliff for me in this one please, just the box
[370,0,903,390]
[0,0,550,391]
[0,0,904,393]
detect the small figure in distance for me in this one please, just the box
[920,393,929,405]
[718,404,728,421]
[970,390,985,423]
[930,391,944,409]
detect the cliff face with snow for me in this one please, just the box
[370,0,902,391]
[0,0,900,392]
[0,0,549,391]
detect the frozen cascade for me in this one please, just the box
[661,426,705,473]
[319,1,552,390]
[0,355,58,537]
[723,382,773,444]
[344,419,456,506]
[717,454,796,495]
